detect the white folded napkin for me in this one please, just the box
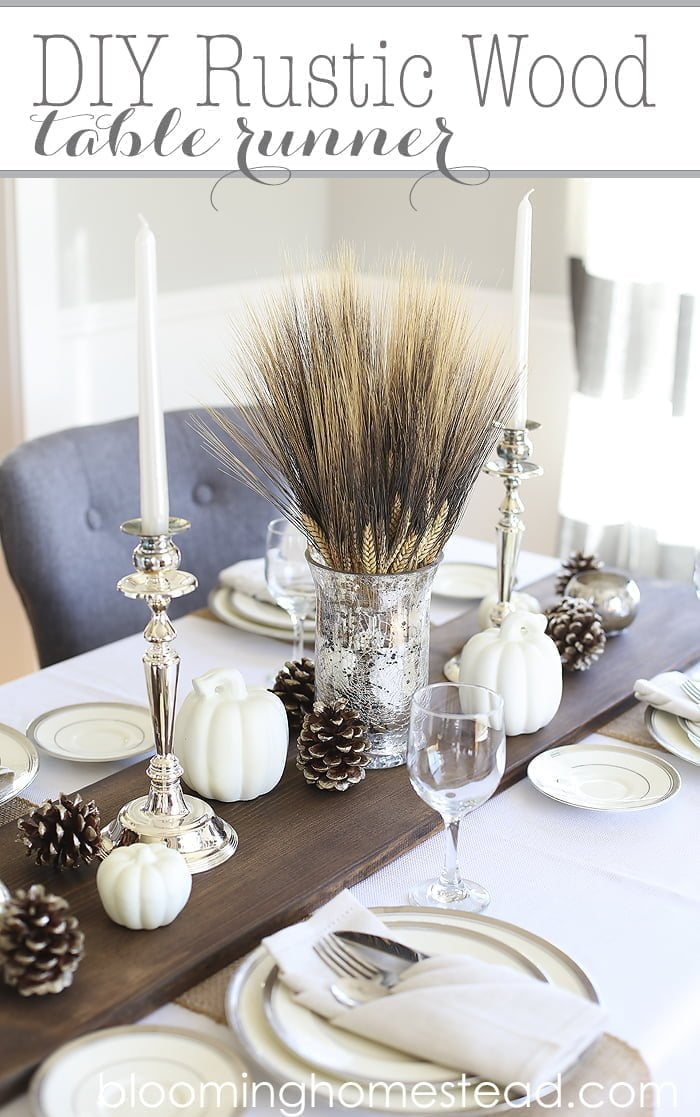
[634,671,700,726]
[218,558,275,604]
[263,891,607,1091]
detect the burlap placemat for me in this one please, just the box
[531,1035,654,1113]
[0,795,32,829]
[600,656,700,747]
[601,658,700,749]
[598,704,656,748]
[176,958,240,1022]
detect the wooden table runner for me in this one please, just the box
[0,572,697,1102]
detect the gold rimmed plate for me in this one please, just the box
[432,563,497,601]
[208,586,314,640]
[645,706,700,768]
[528,742,681,811]
[231,590,315,632]
[0,723,38,805]
[226,905,598,1113]
[27,703,153,763]
[30,1025,248,1117]
[262,928,547,1088]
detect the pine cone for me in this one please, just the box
[17,793,102,870]
[555,551,604,596]
[271,659,315,729]
[297,700,371,791]
[546,597,607,672]
[0,884,84,996]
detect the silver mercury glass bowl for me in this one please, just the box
[564,569,641,635]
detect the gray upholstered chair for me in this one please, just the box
[0,408,275,666]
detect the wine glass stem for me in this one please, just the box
[290,613,305,661]
[439,818,463,891]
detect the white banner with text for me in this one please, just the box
[0,6,695,176]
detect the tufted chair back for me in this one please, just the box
[0,408,275,666]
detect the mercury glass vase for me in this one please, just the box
[307,553,441,769]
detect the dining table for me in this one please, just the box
[0,535,697,1116]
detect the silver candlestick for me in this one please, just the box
[102,517,238,874]
[484,421,543,627]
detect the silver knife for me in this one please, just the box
[335,930,428,969]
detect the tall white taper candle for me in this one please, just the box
[511,190,533,430]
[135,216,170,535]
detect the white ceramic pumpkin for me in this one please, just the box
[459,610,562,736]
[174,668,288,802]
[97,843,191,930]
[477,590,541,631]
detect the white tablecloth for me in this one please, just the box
[0,539,697,1115]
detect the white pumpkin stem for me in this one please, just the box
[499,610,546,641]
[193,668,248,700]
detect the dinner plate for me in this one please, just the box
[231,590,295,630]
[0,723,39,805]
[528,742,681,811]
[226,906,597,1114]
[262,930,547,1087]
[432,563,497,601]
[645,707,700,767]
[231,590,315,631]
[30,1025,247,1117]
[209,586,314,641]
[27,703,153,763]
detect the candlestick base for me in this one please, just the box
[102,795,238,874]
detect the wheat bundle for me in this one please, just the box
[202,250,518,574]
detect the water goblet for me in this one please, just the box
[265,518,315,660]
[407,682,506,913]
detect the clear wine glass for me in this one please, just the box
[407,683,506,913]
[265,518,315,660]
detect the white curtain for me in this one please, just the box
[560,181,700,578]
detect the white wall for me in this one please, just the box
[327,177,568,295]
[54,177,331,307]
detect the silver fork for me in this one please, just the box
[313,935,398,1006]
[681,678,700,705]
[313,934,480,1084]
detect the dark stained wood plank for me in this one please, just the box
[430,574,700,788]
[0,573,698,1101]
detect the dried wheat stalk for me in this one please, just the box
[200,249,518,574]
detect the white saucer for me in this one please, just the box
[432,562,497,601]
[27,703,153,763]
[0,723,39,805]
[30,1025,248,1117]
[528,742,681,812]
[645,707,700,767]
[209,586,314,641]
